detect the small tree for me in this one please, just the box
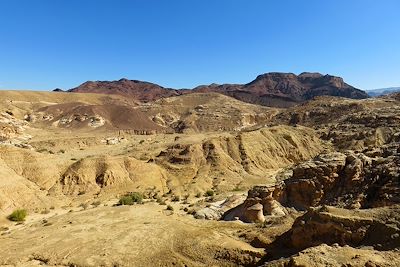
[8,209,27,222]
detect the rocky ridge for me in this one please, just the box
[70,72,368,107]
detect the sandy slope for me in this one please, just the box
[0,202,263,267]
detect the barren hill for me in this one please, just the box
[69,72,368,107]
[69,78,187,102]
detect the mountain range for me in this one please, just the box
[366,87,400,97]
[68,72,368,107]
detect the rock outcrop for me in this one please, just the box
[223,185,288,223]
[274,147,400,209]
[56,156,168,196]
[227,144,399,223]
[262,205,400,262]
[156,125,327,194]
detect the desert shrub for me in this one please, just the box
[8,209,27,222]
[79,203,89,210]
[118,196,135,206]
[232,185,242,191]
[41,209,50,214]
[130,192,143,203]
[195,192,202,198]
[166,205,174,211]
[118,192,143,206]
[92,201,101,207]
[156,197,166,205]
[187,209,196,215]
[204,190,214,197]
[172,195,180,202]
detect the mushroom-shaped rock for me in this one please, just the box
[244,203,265,223]
[263,195,287,216]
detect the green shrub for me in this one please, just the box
[130,192,143,203]
[8,209,27,222]
[204,190,214,197]
[118,192,143,206]
[118,196,135,206]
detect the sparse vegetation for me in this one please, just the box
[92,201,101,207]
[79,203,89,209]
[172,195,180,202]
[0,226,9,232]
[118,196,135,205]
[36,148,48,153]
[118,192,143,205]
[156,197,166,205]
[166,205,174,211]
[7,209,27,222]
[232,185,242,191]
[41,209,50,214]
[204,190,214,197]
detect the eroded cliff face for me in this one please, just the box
[274,95,400,151]
[228,143,400,224]
[155,125,327,194]
[259,205,400,265]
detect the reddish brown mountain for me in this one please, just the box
[69,78,188,102]
[69,72,368,107]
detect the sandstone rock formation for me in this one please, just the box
[155,125,327,194]
[55,155,168,196]
[194,194,246,220]
[262,205,400,263]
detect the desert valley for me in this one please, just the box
[0,72,399,266]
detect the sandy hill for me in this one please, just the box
[0,90,281,135]
[139,92,279,133]
[69,72,368,107]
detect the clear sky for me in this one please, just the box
[0,0,399,91]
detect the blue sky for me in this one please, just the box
[0,0,399,90]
